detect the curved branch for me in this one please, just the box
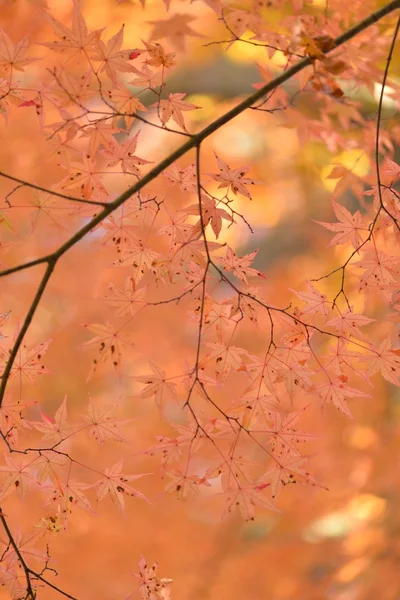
[0,171,108,207]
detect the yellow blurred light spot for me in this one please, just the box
[264,8,287,27]
[304,511,354,541]
[336,557,369,583]
[306,495,386,542]
[302,141,331,168]
[336,150,370,176]
[349,426,377,449]
[374,83,397,109]
[321,150,370,191]
[320,164,339,192]
[269,50,289,68]
[185,94,216,122]
[225,32,287,68]
[225,35,268,64]
[347,494,386,522]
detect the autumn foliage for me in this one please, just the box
[0,0,399,598]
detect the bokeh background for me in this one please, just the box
[0,1,400,599]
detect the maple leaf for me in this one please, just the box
[83,395,131,443]
[316,377,370,417]
[81,321,135,380]
[51,67,95,109]
[315,199,368,249]
[134,362,178,409]
[218,246,265,284]
[363,336,400,386]
[0,309,10,333]
[101,131,153,176]
[0,78,24,122]
[1,529,48,580]
[143,422,202,476]
[164,468,212,499]
[0,566,28,600]
[31,396,76,443]
[28,188,71,232]
[35,508,65,534]
[202,300,237,343]
[7,339,52,385]
[153,93,200,132]
[79,121,123,156]
[90,24,141,81]
[323,339,371,386]
[31,451,67,485]
[105,277,147,319]
[101,195,143,252]
[165,230,224,273]
[107,82,148,130]
[134,556,173,600]
[61,153,108,201]
[141,40,177,69]
[290,282,331,316]
[260,449,320,500]
[93,460,150,514]
[129,63,163,90]
[272,342,315,396]
[114,239,161,285]
[0,393,31,446]
[221,481,279,521]
[232,386,283,429]
[147,14,205,52]
[184,193,233,239]
[225,7,261,40]
[275,310,309,349]
[354,248,400,300]
[163,163,197,193]
[205,342,249,382]
[209,153,260,199]
[327,307,375,341]
[266,406,317,457]
[0,455,37,503]
[301,33,336,59]
[41,2,104,60]
[247,352,282,395]
[0,29,37,72]
[381,157,400,181]
[43,476,94,515]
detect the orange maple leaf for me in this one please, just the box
[90,24,141,81]
[0,29,37,72]
[153,93,200,132]
[41,2,104,60]
[209,153,260,199]
[315,199,368,249]
[147,13,205,52]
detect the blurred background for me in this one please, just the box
[0,0,399,599]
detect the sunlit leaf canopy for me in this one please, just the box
[0,0,399,599]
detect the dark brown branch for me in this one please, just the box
[0,508,78,599]
[0,171,108,207]
[375,15,400,230]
